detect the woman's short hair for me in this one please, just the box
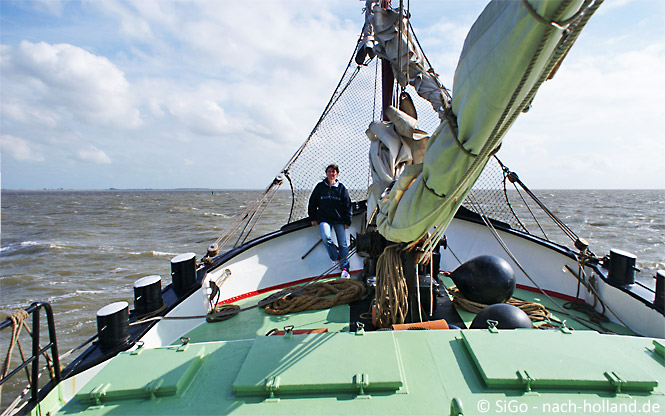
[326,164,339,173]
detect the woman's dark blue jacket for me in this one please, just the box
[307,180,352,226]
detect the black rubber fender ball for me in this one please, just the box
[470,303,533,329]
[449,255,515,304]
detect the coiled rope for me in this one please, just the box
[448,286,552,323]
[264,279,366,315]
[206,304,241,323]
[374,244,409,328]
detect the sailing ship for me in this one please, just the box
[2,1,664,415]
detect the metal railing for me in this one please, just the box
[1,302,61,404]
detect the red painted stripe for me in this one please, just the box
[218,270,360,305]
[515,283,583,303]
[440,271,582,304]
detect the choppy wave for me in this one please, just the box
[128,250,179,257]
[0,240,71,256]
[203,212,231,218]
[75,289,106,295]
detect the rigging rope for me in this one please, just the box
[1,311,31,399]
[521,0,593,30]
[1,310,57,407]
[235,181,282,247]
[210,181,281,252]
[498,158,580,245]
[374,244,409,328]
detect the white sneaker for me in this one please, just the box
[341,269,350,279]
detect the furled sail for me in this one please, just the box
[359,0,449,120]
[363,0,599,248]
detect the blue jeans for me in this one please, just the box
[319,222,349,270]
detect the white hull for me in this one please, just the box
[139,215,663,350]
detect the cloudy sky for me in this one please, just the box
[1,0,663,190]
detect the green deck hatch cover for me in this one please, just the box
[462,330,658,392]
[75,344,206,404]
[232,332,404,397]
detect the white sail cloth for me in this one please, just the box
[370,0,588,243]
[360,1,448,119]
[366,106,429,220]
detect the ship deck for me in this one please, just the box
[177,274,635,346]
[45,276,665,416]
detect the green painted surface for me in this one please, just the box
[74,344,207,404]
[233,331,404,396]
[177,290,351,344]
[462,330,658,391]
[55,329,665,416]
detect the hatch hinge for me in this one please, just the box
[265,376,281,400]
[653,340,665,359]
[354,373,371,398]
[145,378,164,399]
[517,370,535,392]
[89,383,110,405]
[605,371,625,394]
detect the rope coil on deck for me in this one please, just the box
[206,304,241,322]
[448,286,551,323]
[264,279,366,315]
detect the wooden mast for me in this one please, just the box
[380,0,395,122]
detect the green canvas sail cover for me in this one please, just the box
[365,0,593,244]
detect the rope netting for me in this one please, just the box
[281,52,443,224]
[223,35,576,250]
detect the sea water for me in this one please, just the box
[1,189,663,407]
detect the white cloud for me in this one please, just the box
[167,98,237,137]
[76,145,112,164]
[1,101,60,128]
[0,134,45,162]
[1,41,142,128]
[135,67,340,145]
[172,2,353,75]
